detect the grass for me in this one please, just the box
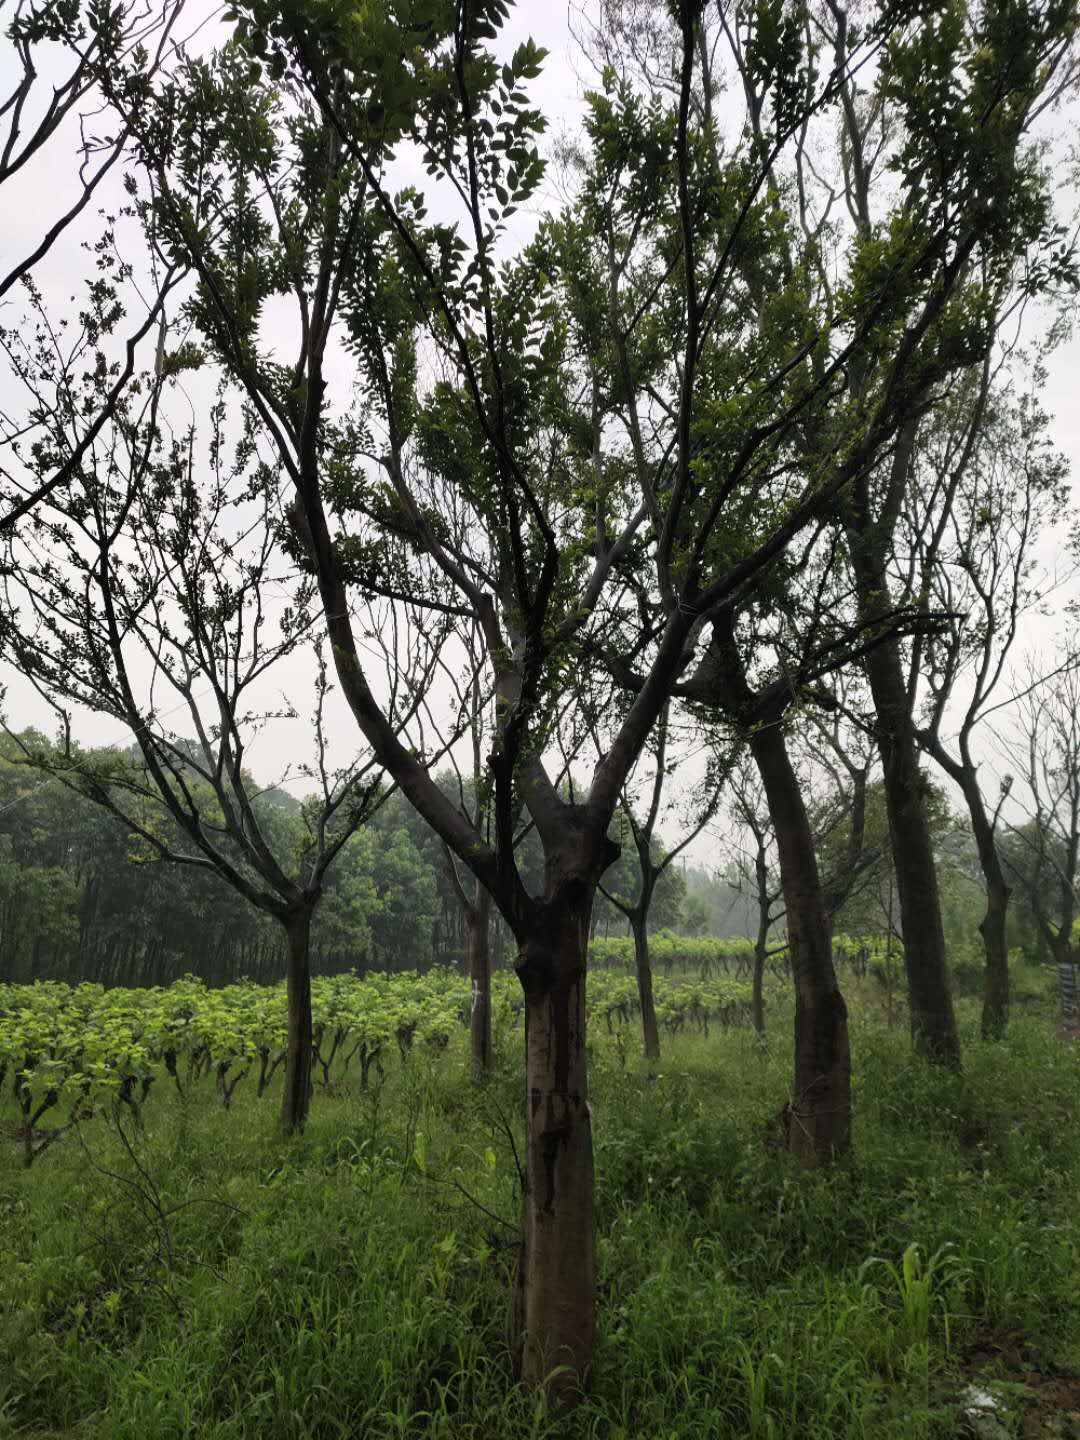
[2,970,1079,1439]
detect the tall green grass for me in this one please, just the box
[2,973,1077,1439]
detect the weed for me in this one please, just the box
[1,985,1078,1439]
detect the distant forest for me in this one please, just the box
[2,728,1054,990]
[0,729,710,987]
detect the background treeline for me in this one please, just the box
[3,725,1055,990]
[0,729,692,987]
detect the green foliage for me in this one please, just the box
[0,957,770,1121]
[0,737,464,985]
[2,989,1078,1438]
[0,732,729,986]
[591,931,754,970]
[820,777,970,938]
[681,894,711,937]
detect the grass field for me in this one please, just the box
[3,971,1079,1439]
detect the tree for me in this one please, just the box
[57,0,1078,1394]
[823,4,1079,1065]
[694,612,853,1158]
[726,752,784,1044]
[574,0,1079,1143]
[598,702,722,1060]
[0,393,446,1130]
[587,0,1078,1075]
[0,0,194,531]
[606,516,927,1160]
[910,361,1073,1037]
[998,664,1080,972]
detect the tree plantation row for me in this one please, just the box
[0,927,968,1166]
[2,0,1080,1400]
[2,963,767,1160]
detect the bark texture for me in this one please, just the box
[844,434,962,1069]
[514,828,613,1400]
[863,638,961,1065]
[281,906,314,1132]
[750,723,851,1162]
[751,850,769,1046]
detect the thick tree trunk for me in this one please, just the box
[281,906,314,1133]
[630,914,661,1062]
[515,877,597,1400]
[959,771,1010,1040]
[467,880,493,1074]
[750,723,851,1163]
[864,639,961,1066]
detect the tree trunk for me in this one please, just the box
[750,723,851,1163]
[515,876,597,1400]
[281,906,314,1133]
[885,880,897,1028]
[467,880,493,1074]
[864,639,961,1066]
[751,837,770,1045]
[630,914,661,1062]
[752,921,768,1047]
[960,770,1010,1040]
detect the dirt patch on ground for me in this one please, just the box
[1018,1375,1080,1439]
[957,1332,1080,1438]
